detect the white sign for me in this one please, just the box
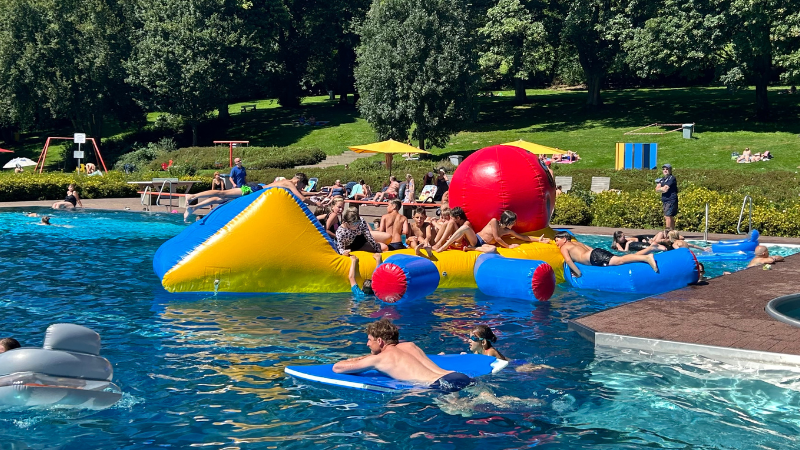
[74,151,85,159]
[74,133,86,144]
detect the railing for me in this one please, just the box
[141,186,152,212]
[737,195,753,235]
[703,203,709,241]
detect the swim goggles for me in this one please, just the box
[468,335,484,342]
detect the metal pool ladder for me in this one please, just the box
[737,195,752,235]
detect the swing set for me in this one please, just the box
[212,141,250,168]
[35,136,108,174]
[624,123,692,135]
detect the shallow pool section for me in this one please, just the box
[2,209,800,449]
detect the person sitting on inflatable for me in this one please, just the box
[378,199,409,251]
[336,209,384,255]
[433,209,547,253]
[348,253,382,299]
[747,245,784,268]
[555,231,658,277]
[664,230,710,252]
[432,207,499,253]
[0,337,20,353]
[184,173,310,220]
[407,206,435,258]
[468,325,507,361]
[612,231,668,252]
[332,318,473,393]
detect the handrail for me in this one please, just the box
[737,195,752,235]
[703,203,709,241]
[141,186,151,211]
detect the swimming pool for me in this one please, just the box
[2,209,800,448]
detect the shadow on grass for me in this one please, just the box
[470,87,800,134]
[220,101,360,147]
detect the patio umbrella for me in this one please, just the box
[3,157,37,169]
[0,148,13,153]
[348,139,431,174]
[502,140,569,155]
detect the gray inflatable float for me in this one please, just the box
[0,323,122,410]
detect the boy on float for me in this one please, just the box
[378,199,409,251]
[407,206,435,258]
[433,209,548,252]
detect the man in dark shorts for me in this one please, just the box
[656,164,678,230]
[332,318,473,392]
[378,199,408,251]
[555,231,658,278]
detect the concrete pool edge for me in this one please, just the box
[568,320,800,369]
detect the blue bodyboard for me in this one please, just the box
[285,354,508,393]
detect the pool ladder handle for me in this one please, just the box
[141,186,151,212]
[737,195,752,235]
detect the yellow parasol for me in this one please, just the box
[501,140,569,155]
[348,139,431,174]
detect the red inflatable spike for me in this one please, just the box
[372,263,408,304]
[531,263,556,301]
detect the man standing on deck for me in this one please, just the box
[332,318,473,392]
[655,164,678,231]
[379,199,408,251]
[229,158,247,188]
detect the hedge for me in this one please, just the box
[148,146,327,171]
[553,186,800,237]
[0,172,138,201]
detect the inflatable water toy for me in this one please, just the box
[564,248,700,294]
[154,187,565,294]
[0,324,122,410]
[695,251,753,262]
[449,145,555,233]
[474,253,556,301]
[711,230,759,253]
[284,354,508,393]
[372,254,440,303]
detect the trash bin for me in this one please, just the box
[682,123,694,139]
[449,155,463,166]
[328,90,335,100]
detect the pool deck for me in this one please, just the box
[569,253,800,368]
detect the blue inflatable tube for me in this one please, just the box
[711,230,759,253]
[474,253,556,301]
[696,251,753,262]
[371,254,440,303]
[564,248,699,294]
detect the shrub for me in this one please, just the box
[0,172,137,201]
[113,138,177,172]
[552,194,591,225]
[148,146,327,171]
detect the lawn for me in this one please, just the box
[217,86,800,173]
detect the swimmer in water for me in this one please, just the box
[468,325,507,360]
[40,216,51,225]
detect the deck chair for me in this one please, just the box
[304,177,318,192]
[417,185,437,203]
[590,177,611,193]
[554,176,573,193]
[344,181,357,197]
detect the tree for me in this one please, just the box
[126,0,252,145]
[561,0,625,107]
[622,0,800,119]
[0,0,135,145]
[355,0,478,150]
[477,0,552,104]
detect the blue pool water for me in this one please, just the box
[2,209,800,448]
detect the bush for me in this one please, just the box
[113,138,177,172]
[0,172,138,201]
[552,194,591,225]
[148,146,327,171]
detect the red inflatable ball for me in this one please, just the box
[448,145,556,233]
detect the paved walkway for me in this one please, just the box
[295,150,374,169]
[570,253,800,367]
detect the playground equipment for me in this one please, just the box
[36,136,108,174]
[615,143,658,170]
[212,140,250,168]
